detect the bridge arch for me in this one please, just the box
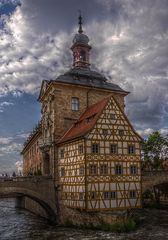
[0,177,59,224]
[0,187,57,223]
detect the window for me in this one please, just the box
[71,192,75,200]
[79,165,85,176]
[100,164,108,175]
[129,190,136,199]
[104,191,117,200]
[91,143,99,154]
[110,144,118,154]
[115,164,122,175]
[89,164,97,175]
[71,97,79,111]
[60,149,64,159]
[102,129,108,136]
[80,50,86,61]
[110,114,116,120]
[119,129,124,136]
[128,145,135,154]
[60,167,65,177]
[130,165,137,174]
[79,192,85,200]
[90,191,96,200]
[64,192,68,200]
[78,144,84,154]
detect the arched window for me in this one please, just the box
[80,50,86,61]
[71,97,80,111]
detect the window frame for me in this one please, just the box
[71,97,80,111]
[79,165,85,176]
[110,113,116,120]
[119,129,124,136]
[89,164,97,175]
[103,191,117,200]
[80,50,86,61]
[60,167,65,177]
[130,165,137,175]
[129,190,136,199]
[79,192,85,200]
[110,144,118,154]
[100,164,108,175]
[78,144,84,154]
[128,145,135,154]
[60,149,64,159]
[102,129,108,136]
[91,143,99,154]
[90,191,97,200]
[115,164,123,175]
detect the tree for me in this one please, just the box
[142,131,168,170]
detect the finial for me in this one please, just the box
[78,10,83,34]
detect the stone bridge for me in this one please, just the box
[142,170,168,192]
[0,171,167,222]
[0,176,59,223]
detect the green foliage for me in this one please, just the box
[64,218,137,233]
[97,219,137,232]
[142,189,154,200]
[142,131,168,170]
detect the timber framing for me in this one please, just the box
[57,95,142,211]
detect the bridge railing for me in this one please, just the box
[0,176,52,182]
[142,170,168,176]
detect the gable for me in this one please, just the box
[57,97,110,144]
[87,96,143,142]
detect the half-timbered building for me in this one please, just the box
[22,15,142,212]
[57,95,142,210]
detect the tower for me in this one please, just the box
[71,13,91,68]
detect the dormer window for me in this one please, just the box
[71,97,79,111]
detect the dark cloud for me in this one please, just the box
[0,0,168,171]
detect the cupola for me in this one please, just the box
[71,13,91,68]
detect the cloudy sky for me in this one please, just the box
[0,0,168,173]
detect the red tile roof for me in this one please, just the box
[57,96,111,144]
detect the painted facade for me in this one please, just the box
[22,124,42,175]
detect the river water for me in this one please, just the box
[0,198,168,240]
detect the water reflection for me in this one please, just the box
[0,199,167,240]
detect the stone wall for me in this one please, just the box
[24,196,48,219]
[60,204,128,226]
[44,82,126,139]
[142,171,168,192]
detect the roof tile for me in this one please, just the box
[57,96,111,144]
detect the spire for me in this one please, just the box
[78,10,83,34]
[71,12,91,68]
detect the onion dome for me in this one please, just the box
[73,33,89,45]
